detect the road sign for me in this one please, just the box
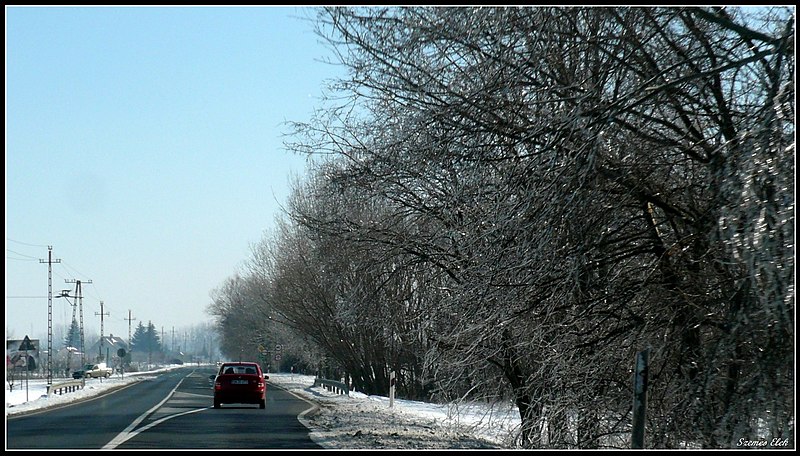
[19,336,35,351]
[117,348,126,358]
[275,344,283,352]
[274,354,282,361]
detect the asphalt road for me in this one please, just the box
[5,366,321,449]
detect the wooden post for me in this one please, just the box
[632,349,649,448]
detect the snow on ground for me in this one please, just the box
[5,365,180,417]
[6,366,522,449]
[267,373,520,449]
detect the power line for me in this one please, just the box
[52,264,96,300]
[9,244,105,305]
[65,269,104,302]
[80,284,103,302]
[6,248,39,260]
[6,238,49,248]
[6,256,39,262]
[60,261,93,282]
[59,262,103,299]
[52,268,70,282]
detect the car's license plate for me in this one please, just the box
[231,379,249,385]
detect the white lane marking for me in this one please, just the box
[102,373,209,449]
[174,391,212,398]
[105,406,210,449]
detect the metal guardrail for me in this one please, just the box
[313,378,349,395]
[47,380,84,396]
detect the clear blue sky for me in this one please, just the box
[5,6,342,343]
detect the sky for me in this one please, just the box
[6,369,520,449]
[5,6,343,343]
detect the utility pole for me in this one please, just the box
[125,310,136,356]
[65,290,78,324]
[148,320,153,367]
[39,246,61,386]
[58,289,78,376]
[95,301,110,362]
[65,279,91,371]
[172,326,175,354]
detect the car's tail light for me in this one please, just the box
[215,381,222,391]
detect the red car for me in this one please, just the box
[212,362,269,409]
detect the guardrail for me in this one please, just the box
[47,380,84,396]
[313,378,349,395]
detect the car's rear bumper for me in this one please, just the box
[213,392,264,404]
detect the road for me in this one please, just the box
[5,366,321,449]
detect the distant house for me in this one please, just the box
[85,334,129,362]
[6,339,40,371]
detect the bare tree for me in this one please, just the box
[274,5,793,448]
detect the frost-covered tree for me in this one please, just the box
[244,185,436,397]
[280,6,793,448]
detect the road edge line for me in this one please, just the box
[267,381,328,447]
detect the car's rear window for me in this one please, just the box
[221,365,258,375]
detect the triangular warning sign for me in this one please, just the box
[19,336,36,351]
